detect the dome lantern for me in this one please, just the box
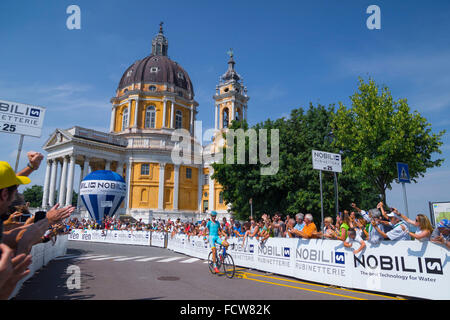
[152,22,168,56]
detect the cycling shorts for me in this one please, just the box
[209,235,223,248]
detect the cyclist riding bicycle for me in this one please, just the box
[206,211,229,273]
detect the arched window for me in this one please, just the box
[122,107,128,130]
[219,191,224,204]
[144,105,156,128]
[175,110,183,129]
[223,108,229,128]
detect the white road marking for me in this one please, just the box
[53,254,80,260]
[134,256,166,262]
[180,258,200,263]
[75,255,109,260]
[91,256,126,261]
[113,256,146,261]
[156,257,183,262]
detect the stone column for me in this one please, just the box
[190,107,194,135]
[125,160,133,211]
[215,103,219,130]
[58,156,69,205]
[133,98,139,128]
[82,157,89,179]
[48,159,58,207]
[244,105,247,121]
[197,166,203,212]
[173,164,180,211]
[158,163,166,210]
[170,101,175,128]
[65,154,76,206]
[41,159,52,209]
[77,162,85,210]
[208,166,215,212]
[116,161,124,176]
[110,106,116,132]
[105,160,111,171]
[162,99,167,128]
[231,99,236,121]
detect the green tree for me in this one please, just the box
[23,186,78,208]
[212,104,379,223]
[331,78,445,205]
[22,185,43,207]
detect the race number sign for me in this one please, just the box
[312,149,342,173]
[0,99,46,137]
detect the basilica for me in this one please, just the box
[41,24,249,222]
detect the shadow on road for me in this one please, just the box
[14,253,96,300]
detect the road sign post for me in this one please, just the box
[319,170,324,236]
[397,162,411,220]
[312,150,342,236]
[14,134,24,172]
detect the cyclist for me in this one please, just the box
[206,211,229,273]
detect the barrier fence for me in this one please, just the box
[68,229,449,300]
[10,234,68,299]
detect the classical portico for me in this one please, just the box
[42,127,127,210]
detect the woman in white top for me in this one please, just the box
[397,211,433,241]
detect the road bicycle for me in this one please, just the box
[207,244,235,278]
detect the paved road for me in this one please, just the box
[15,241,405,300]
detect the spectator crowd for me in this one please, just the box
[68,202,450,252]
[0,152,74,300]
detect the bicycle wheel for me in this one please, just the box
[207,251,216,275]
[222,253,235,279]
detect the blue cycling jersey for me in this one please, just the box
[207,220,220,236]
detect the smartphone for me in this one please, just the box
[18,213,31,223]
[34,211,47,223]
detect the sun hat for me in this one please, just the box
[0,161,31,189]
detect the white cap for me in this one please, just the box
[387,212,401,218]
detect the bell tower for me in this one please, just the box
[213,49,249,134]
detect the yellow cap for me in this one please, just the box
[0,161,31,189]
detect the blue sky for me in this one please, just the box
[0,0,449,220]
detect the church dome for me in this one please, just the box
[118,55,194,96]
[117,23,194,97]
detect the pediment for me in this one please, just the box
[43,129,73,149]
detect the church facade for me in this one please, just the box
[41,25,249,222]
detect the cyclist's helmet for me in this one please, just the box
[211,211,218,216]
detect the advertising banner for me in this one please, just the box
[227,237,258,270]
[255,237,295,277]
[69,230,449,299]
[349,240,449,299]
[151,231,166,248]
[292,238,352,288]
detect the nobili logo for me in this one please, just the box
[258,245,290,258]
[296,248,345,265]
[335,252,345,264]
[354,255,443,275]
[30,108,40,117]
[249,244,254,253]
